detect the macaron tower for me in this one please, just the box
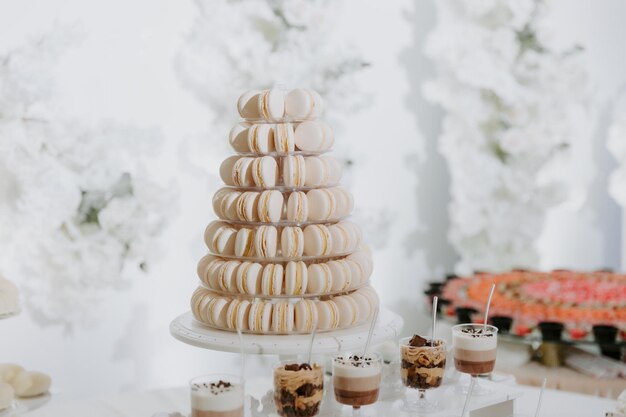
[191,87,379,334]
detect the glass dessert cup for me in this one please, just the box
[273,360,324,417]
[452,324,498,396]
[332,353,382,417]
[189,374,244,417]
[399,336,446,414]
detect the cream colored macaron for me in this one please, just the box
[236,261,263,294]
[274,123,295,153]
[307,263,332,294]
[209,297,230,327]
[237,90,262,119]
[213,189,241,221]
[307,188,336,221]
[225,298,251,330]
[197,254,219,283]
[285,261,308,295]
[294,120,334,152]
[11,371,51,398]
[261,263,284,295]
[204,222,237,255]
[255,225,278,258]
[247,124,274,153]
[327,260,351,291]
[229,122,252,152]
[258,88,285,120]
[294,299,318,332]
[286,191,308,222]
[322,155,342,184]
[303,224,332,256]
[303,156,329,187]
[236,191,260,221]
[333,295,359,327]
[281,226,304,258]
[218,260,241,292]
[328,222,351,254]
[283,155,306,187]
[271,301,295,333]
[285,88,323,120]
[252,156,278,187]
[235,228,255,257]
[329,187,353,218]
[316,300,340,330]
[258,190,283,223]
[248,300,273,332]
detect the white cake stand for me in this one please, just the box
[170,308,403,356]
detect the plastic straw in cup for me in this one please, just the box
[362,308,379,358]
[483,283,496,331]
[534,377,547,417]
[236,325,245,381]
[461,377,475,417]
[431,296,438,346]
[306,315,318,364]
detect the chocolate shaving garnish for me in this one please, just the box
[299,363,312,370]
[409,334,428,347]
[284,363,300,371]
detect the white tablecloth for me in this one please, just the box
[21,382,618,417]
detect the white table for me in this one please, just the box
[22,381,619,417]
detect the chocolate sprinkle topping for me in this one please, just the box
[191,379,235,394]
[335,355,376,367]
[461,328,494,337]
[284,363,313,371]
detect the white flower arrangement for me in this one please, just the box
[175,0,369,146]
[607,93,626,207]
[423,0,589,275]
[0,32,175,329]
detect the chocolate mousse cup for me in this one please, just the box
[332,353,382,416]
[189,374,244,417]
[399,335,446,413]
[452,324,498,376]
[273,361,323,417]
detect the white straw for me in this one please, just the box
[461,377,475,417]
[431,296,438,346]
[236,325,245,381]
[483,283,496,331]
[362,308,379,358]
[306,315,318,364]
[533,377,547,417]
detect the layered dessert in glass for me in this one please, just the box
[452,324,498,375]
[399,335,446,413]
[189,375,244,417]
[273,361,323,417]
[332,353,382,415]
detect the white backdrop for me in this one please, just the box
[0,0,624,398]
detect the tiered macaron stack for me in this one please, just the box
[191,87,379,334]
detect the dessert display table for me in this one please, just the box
[170,308,403,355]
[19,380,619,417]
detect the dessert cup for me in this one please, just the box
[189,374,244,417]
[452,324,498,396]
[399,336,446,414]
[332,353,382,417]
[273,360,324,417]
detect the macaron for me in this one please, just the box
[334,296,359,327]
[255,225,278,258]
[212,188,230,218]
[197,254,218,282]
[306,188,336,221]
[327,260,351,291]
[218,260,241,292]
[285,261,308,295]
[274,123,295,153]
[261,263,284,295]
[236,191,260,221]
[286,191,308,222]
[359,287,379,317]
[206,259,226,289]
[294,120,334,152]
[329,187,353,217]
[344,258,364,286]
[252,156,278,187]
[236,261,263,294]
[322,155,342,184]
[216,189,241,220]
[316,300,339,330]
[247,124,274,153]
[235,228,255,257]
[281,226,304,258]
[303,156,329,187]
[285,88,323,120]
[237,90,262,119]
[205,222,237,255]
[248,300,273,332]
[219,155,239,186]
[283,155,306,187]
[272,301,295,333]
[307,263,332,294]
[232,157,255,187]
[210,297,230,327]
[226,299,251,330]
[258,88,285,120]
[328,222,351,254]
[190,287,209,318]
[294,299,319,332]
[303,224,332,256]
[348,251,373,278]
[258,190,283,223]
[229,122,251,152]
[350,292,371,323]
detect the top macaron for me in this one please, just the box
[237,88,324,121]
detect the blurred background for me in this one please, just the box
[0,0,625,399]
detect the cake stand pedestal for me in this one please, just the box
[170,308,403,356]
